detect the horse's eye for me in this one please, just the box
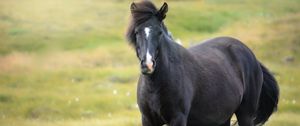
[135,46,141,59]
[135,29,139,34]
[135,32,139,39]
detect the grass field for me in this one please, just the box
[0,0,300,125]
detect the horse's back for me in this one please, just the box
[188,36,253,58]
[188,36,260,78]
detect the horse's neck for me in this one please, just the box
[159,39,181,68]
[142,37,200,91]
[152,37,193,81]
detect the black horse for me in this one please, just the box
[126,1,279,126]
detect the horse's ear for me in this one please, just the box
[157,2,168,21]
[130,2,137,12]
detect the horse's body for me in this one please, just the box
[127,1,279,126]
[138,36,265,126]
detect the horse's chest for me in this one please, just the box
[140,89,168,116]
[147,92,163,113]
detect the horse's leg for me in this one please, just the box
[235,110,254,126]
[142,115,163,126]
[235,115,254,126]
[235,92,259,126]
[235,85,259,126]
[169,113,188,126]
[219,119,231,126]
[141,115,153,126]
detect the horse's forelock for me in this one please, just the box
[126,1,158,46]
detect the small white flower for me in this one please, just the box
[113,89,118,95]
[292,99,296,104]
[75,97,79,102]
[126,91,131,96]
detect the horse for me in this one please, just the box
[125,1,279,126]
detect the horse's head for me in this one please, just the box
[127,1,168,75]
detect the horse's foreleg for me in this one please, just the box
[141,115,163,126]
[219,118,231,126]
[169,113,188,126]
[141,116,151,126]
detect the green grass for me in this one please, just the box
[0,0,300,125]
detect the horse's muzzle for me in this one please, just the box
[141,60,155,75]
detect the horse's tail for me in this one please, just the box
[254,63,279,125]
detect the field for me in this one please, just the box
[0,0,300,125]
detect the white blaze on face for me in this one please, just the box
[145,49,154,73]
[146,49,153,69]
[144,27,154,72]
[144,27,151,39]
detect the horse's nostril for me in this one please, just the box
[152,60,156,67]
[141,60,147,68]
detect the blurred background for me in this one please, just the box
[0,0,299,125]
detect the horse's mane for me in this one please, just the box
[126,1,158,46]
